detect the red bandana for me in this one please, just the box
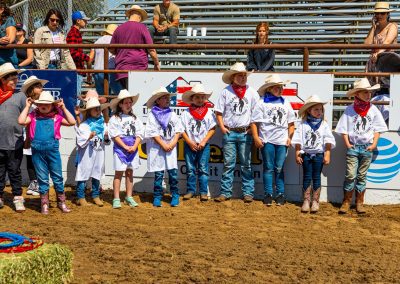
[189,104,208,121]
[353,96,371,117]
[231,84,247,100]
[0,89,13,105]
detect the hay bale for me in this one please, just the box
[0,243,73,284]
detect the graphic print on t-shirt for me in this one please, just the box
[188,117,206,136]
[90,136,102,150]
[353,115,372,135]
[229,97,249,116]
[162,121,175,140]
[266,106,288,126]
[304,129,321,149]
[122,120,136,136]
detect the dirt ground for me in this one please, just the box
[1,187,400,284]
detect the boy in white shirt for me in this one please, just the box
[214,62,259,203]
[181,84,216,202]
[335,78,387,214]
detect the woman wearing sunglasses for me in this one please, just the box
[33,9,75,70]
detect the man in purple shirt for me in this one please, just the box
[110,5,160,89]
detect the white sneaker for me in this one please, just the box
[13,196,26,212]
[27,180,39,196]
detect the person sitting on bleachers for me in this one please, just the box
[148,0,180,54]
[246,22,275,72]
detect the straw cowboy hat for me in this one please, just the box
[368,2,395,13]
[34,91,56,104]
[110,89,139,111]
[346,78,380,97]
[21,76,48,94]
[79,97,109,113]
[257,74,291,96]
[84,89,107,104]
[102,24,118,36]
[125,5,148,21]
[146,86,174,108]
[0,62,23,79]
[298,95,328,117]
[222,62,252,84]
[182,84,212,104]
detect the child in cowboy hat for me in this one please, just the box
[180,84,216,202]
[214,62,259,203]
[21,75,49,197]
[335,78,387,214]
[292,95,336,213]
[250,74,296,206]
[75,96,109,207]
[145,87,183,207]
[108,89,143,209]
[18,91,76,214]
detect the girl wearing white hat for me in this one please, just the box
[75,97,110,207]
[144,87,183,207]
[335,78,387,214]
[292,95,336,213]
[18,92,76,214]
[108,89,143,209]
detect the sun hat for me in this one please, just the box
[257,74,291,96]
[79,97,109,112]
[102,24,118,36]
[125,5,148,21]
[110,89,139,111]
[72,11,90,21]
[34,91,56,104]
[146,87,174,108]
[368,2,395,13]
[21,76,48,94]
[222,62,252,84]
[182,84,212,104]
[298,95,328,117]
[84,89,107,104]
[346,78,380,97]
[0,62,23,79]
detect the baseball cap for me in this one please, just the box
[16,23,27,33]
[72,11,90,21]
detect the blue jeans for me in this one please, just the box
[154,169,179,197]
[220,132,254,198]
[261,143,288,197]
[302,153,324,191]
[93,73,122,96]
[343,144,373,193]
[76,178,100,199]
[184,143,210,195]
[148,26,178,45]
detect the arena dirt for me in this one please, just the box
[1,187,399,283]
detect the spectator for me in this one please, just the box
[67,11,92,98]
[110,5,160,89]
[0,63,26,212]
[0,2,17,67]
[148,0,180,53]
[15,23,33,69]
[247,22,275,71]
[33,9,75,70]
[89,24,122,96]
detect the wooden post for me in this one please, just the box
[103,47,109,97]
[303,47,309,72]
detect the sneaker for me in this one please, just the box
[183,192,194,200]
[243,195,253,203]
[112,198,122,209]
[0,197,4,209]
[13,196,26,212]
[27,180,39,196]
[275,194,285,206]
[264,194,273,206]
[124,196,139,208]
[214,195,229,202]
[200,194,208,202]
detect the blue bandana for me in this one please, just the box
[87,116,105,140]
[306,115,322,131]
[263,92,284,104]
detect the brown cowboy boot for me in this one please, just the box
[310,188,321,213]
[339,190,354,214]
[301,187,311,213]
[57,192,71,213]
[355,190,367,214]
[40,193,49,215]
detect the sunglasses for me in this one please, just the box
[49,18,60,23]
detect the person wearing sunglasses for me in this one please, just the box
[0,2,18,67]
[33,9,75,70]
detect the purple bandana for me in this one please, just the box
[151,105,172,130]
[113,136,137,164]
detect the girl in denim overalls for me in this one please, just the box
[18,91,76,214]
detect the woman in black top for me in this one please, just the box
[247,22,275,72]
[15,23,33,68]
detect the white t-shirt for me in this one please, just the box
[335,104,387,145]
[292,121,336,154]
[214,85,259,128]
[93,35,116,70]
[251,98,296,145]
[50,31,61,61]
[180,109,216,143]
[145,111,183,172]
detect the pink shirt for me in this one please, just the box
[28,111,64,140]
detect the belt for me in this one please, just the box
[226,126,249,133]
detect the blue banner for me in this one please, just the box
[16,70,77,117]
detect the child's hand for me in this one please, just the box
[254,137,264,149]
[347,144,354,149]
[89,131,96,139]
[323,152,331,165]
[56,99,65,109]
[127,145,138,153]
[26,97,33,107]
[366,144,377,152]
[161,142,171,152]
[188,140,198,151]
[221,126,230,135]
[295,152,303,165]
[286,138,292,147]
[198,140,206,150]
[74,106,80,116]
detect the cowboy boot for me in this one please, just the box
[57,192,71,213]
[170,187,180,207]
[356,190,367,214]
[310,188,321,213]
[40,193,49,215]
[153,187,163,207]
[338,190,354,214]
[301,187,311,213]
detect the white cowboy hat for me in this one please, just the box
[222,62,252,84]
[346,78,380,97]
[0,62,23,79]
[102,24,118,36]
[125,5,148,21]
[298,95,328,117]
[182,84,212,104]
[368,2,395,13]
[257,74,291,96]
[110,89,139,111]
[34,91,56,104]
[146,86,174,108]
[79,97,109,112]
[21,76,48,94]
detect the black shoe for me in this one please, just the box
[275,194,285,206]
[263,194,273,206]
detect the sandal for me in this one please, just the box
[112,198,121,209]
[124,196,138,208]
